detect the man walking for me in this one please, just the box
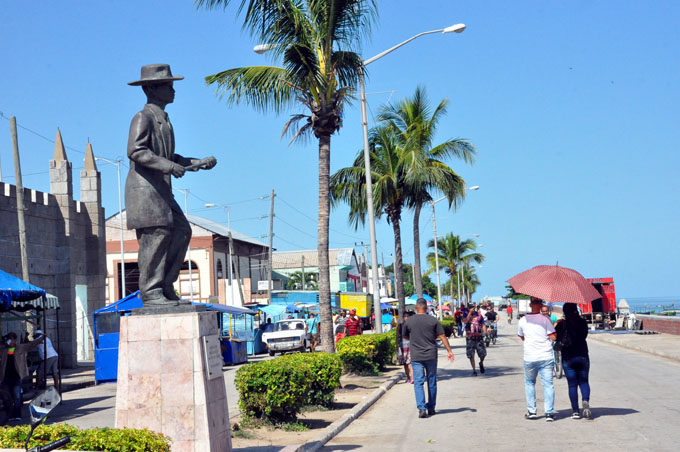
[403,299,454,418]
[518,297,557,421]
[305,313,320,352]
[464,305,487,376]
[345,310,362,337]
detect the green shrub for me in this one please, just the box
[279,353,343,407]
[440,318,456,337]
[336,332,396,375]
[235,356,312,422]
[0,424,170,451]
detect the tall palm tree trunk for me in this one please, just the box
[317,134,334,352]
[391,215,406,325]
[412,204,423,300]
[450,268,455,304]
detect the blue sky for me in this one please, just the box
[1,1,678,299]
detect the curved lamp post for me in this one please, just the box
[360,23,466,331]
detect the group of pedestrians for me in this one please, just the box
[400,297,591,422]
[518,297,591,421]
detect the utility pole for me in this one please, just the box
[228,232,246,306]
[175,188,193,301]
[301,255,305,290]
[267,189,275,304]
[431,201,443,319]
[10,117,30,284]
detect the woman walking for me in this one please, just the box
[398,311,414,383]
[555,303,592,419]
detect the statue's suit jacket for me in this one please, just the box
[124,103,194,230]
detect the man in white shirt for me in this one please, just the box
[517,297,557,421]
[35,330,60,392]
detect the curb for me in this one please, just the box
[588,335,680,363]
[61,380,96,393]
[299,372,404,452]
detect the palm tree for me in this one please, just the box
[425,233,484,302]
[378,87,475,300]
[460,263,481,303]
[196,0,378,352]
[331,125,410,320]
[285,271,318,290]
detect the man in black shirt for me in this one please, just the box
[403,299,454,418]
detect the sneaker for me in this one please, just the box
[427,408,436,416]
[472,371,478,376]
[479,362,485,374]
[582,401,592,419]
[571,412,581,419]
[418,409,428,418]
[9,417,21,421]
[545,413,555,422]
[524,412,537,420]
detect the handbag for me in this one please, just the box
[553,323,572,351]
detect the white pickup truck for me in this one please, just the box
[262,319,308,356]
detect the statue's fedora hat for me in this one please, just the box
[128,64,184,86]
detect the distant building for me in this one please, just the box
[272,248,361,293]
[105,213,270,306]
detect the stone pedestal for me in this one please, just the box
[115,311,232,452]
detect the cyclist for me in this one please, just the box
[485,306,499,343]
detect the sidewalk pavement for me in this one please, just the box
[60,364,96,393]
[587,330,680,362]
[321,315,680,452]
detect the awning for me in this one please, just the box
[257,304,287,317]
[197,303,256,315]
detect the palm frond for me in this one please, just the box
[205,66,296,113]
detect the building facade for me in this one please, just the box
[104,213,270,306]
[271,248,361,293]
[0,131,106,367]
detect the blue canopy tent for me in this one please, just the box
[93,291,257,382]
[0,270,62,394]
[0,269,46,311]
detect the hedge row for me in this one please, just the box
[440,318,456,337]
[0,424,171,451]
[235,352,342,423]
[336,331,396,375]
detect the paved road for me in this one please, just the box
[322,313,680,452]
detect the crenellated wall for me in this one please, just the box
[0,130,106,367]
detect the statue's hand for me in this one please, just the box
[199,156,217,170]
[171,163,186,178]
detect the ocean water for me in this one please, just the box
[620,296,679,314]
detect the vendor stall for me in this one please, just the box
[92,292,256,381]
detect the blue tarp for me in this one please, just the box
[195,303,255,315]
[380,302,391,309]
[408,294,434,302]
[93,291,143,315]
[286,304,302,313]
[258,304,287,317]
[0,269,46,311]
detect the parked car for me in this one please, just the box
[262,319,307,356]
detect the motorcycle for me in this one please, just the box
[24,386,70,452]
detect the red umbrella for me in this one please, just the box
[507,265,601,304]
[442,305,451,311]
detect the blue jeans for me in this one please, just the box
[2,382,22,418]
[412,359,438,411]
[524,359,554,415]
[562,356,591,412]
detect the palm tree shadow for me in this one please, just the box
[437,366,519,381]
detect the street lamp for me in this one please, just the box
[205,203,235,304]
[360,23,466,331]
[95,157,126,298]
[174,188,193,301]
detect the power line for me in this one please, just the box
[277,194,365,241]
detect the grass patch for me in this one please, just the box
[281,421,309,432]
[232,429,254,439]
[300,404,331,413]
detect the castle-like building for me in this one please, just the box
[0,130,106,367]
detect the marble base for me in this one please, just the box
[115,311,232,452]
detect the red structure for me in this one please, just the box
[583,277,617,326]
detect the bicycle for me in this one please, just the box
[552,348,563,379]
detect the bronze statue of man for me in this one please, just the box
[125,64,217,307]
